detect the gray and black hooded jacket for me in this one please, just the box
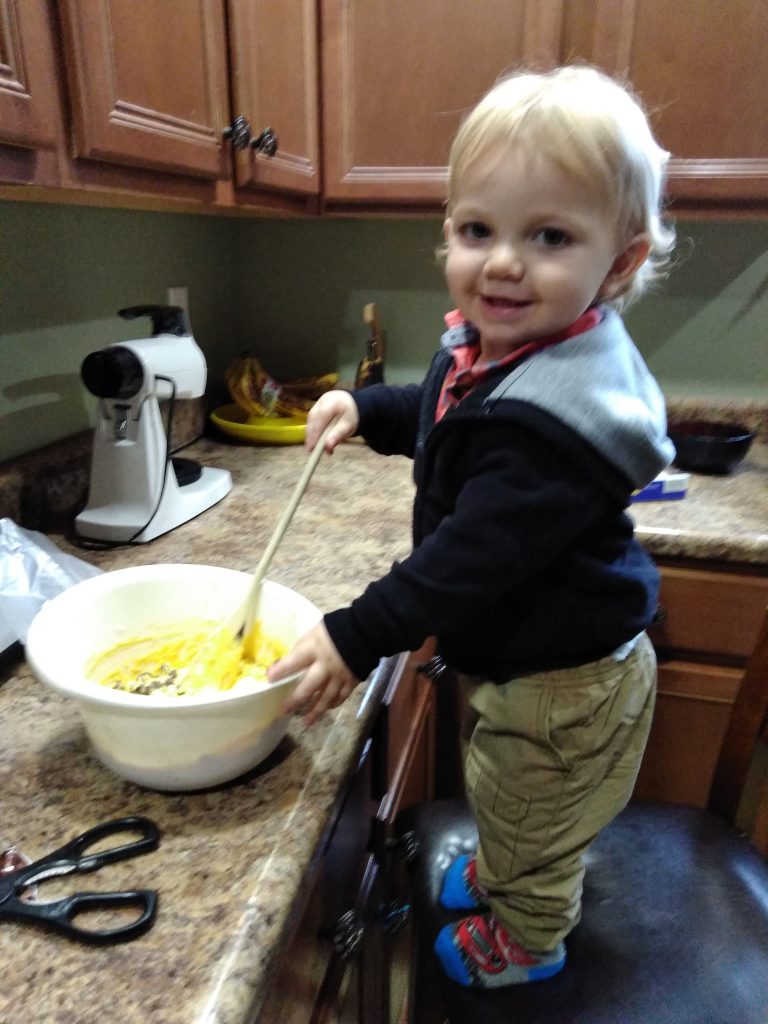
[325,308,674,683]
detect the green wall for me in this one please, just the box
[1,200,766,463]
[0,202,240,462]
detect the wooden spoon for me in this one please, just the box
[239,419,336,658]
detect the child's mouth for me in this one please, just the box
[481,295,531,314]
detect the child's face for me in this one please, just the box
[443,147,649,359]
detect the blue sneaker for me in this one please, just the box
[439,854,489,911]
[434,914,566,988]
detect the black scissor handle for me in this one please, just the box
[40,816,161,872]
[0,818,161,944]
[6,889,158,945]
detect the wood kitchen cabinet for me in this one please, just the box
[374,644,436,1024]
[57,0,230,180]
[256,645,436,1024]
[226,0,320,200]
[560,0,768,206]
[636,558,768,806]
[322,0,768,210]
[0,0,62,186]
[2,1,767,214]
[0,0,320,211]
[0,0,58,150]
[320,0,562,206]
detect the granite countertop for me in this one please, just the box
[1,421,767,1024]
[630,397,768,566]
[0,438,414,1024]
[630,438,768,565]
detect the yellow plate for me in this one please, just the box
[210,404,307,445]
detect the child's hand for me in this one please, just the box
[306,391,359,454]
[270,622,360,725]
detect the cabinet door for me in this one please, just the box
[321,0,562,204]
[378,681,435,1024]
[374,642,435,796]
[0,0,59,148]
[256,741,376,1024]
[228,0,320,197]
[313,857,386,1024]
[634,659,742,806]
[56,0,230,178]
[372,657,436,1024]
[562,0,768,203]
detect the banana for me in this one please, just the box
[225,357,270,418]
[226,356,339,420]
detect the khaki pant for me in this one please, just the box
[459,633,656,952]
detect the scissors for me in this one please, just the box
[0,816,160,945]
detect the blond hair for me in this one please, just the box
[447,66,675,309]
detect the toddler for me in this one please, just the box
[270,65,675,989]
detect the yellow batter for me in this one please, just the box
[87,621,287,697]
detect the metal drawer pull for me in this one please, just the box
[652,605,667,624]
[377,900,410,936]
[386,831,420,863]
[416,655,447,681]
[223,117,278,157]
[223,115,252,149]
[324,909,364,961]
[250,126,278,156]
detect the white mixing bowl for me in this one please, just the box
[25,563,320,791]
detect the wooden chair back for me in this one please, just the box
[708,605,768,852]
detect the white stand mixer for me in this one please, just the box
[75,305,232,544]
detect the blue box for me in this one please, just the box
[631,471,689,503]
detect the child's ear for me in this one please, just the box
[598,233,651,300]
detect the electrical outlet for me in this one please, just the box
[167,286,189,312]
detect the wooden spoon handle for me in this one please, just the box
[243,419,336,636]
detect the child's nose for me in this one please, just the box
[485,241,524,279]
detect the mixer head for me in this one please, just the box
[80,305,206,409]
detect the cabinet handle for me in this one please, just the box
[250,126,278,157]
[223,119,278,158]
[223,115,252,150]
[377,900,410,936]
[386,830,420,863]
[652,604,667,624]
[323,908,365,961]
[416,655,447,682]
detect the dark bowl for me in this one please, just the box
[668,420,755,475]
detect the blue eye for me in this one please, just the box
[458,221,491,241]
[535,227,571,247]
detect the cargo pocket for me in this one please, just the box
[465,747,530,881]
[546,679,621,772]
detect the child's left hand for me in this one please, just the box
[270,623,359,725]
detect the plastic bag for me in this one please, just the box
[0,518,102,648]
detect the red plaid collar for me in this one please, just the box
[436,308,602,422]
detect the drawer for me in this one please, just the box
[633,659,743,806]
[649,566,768,660]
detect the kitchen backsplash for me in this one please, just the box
[2,202,767,467]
